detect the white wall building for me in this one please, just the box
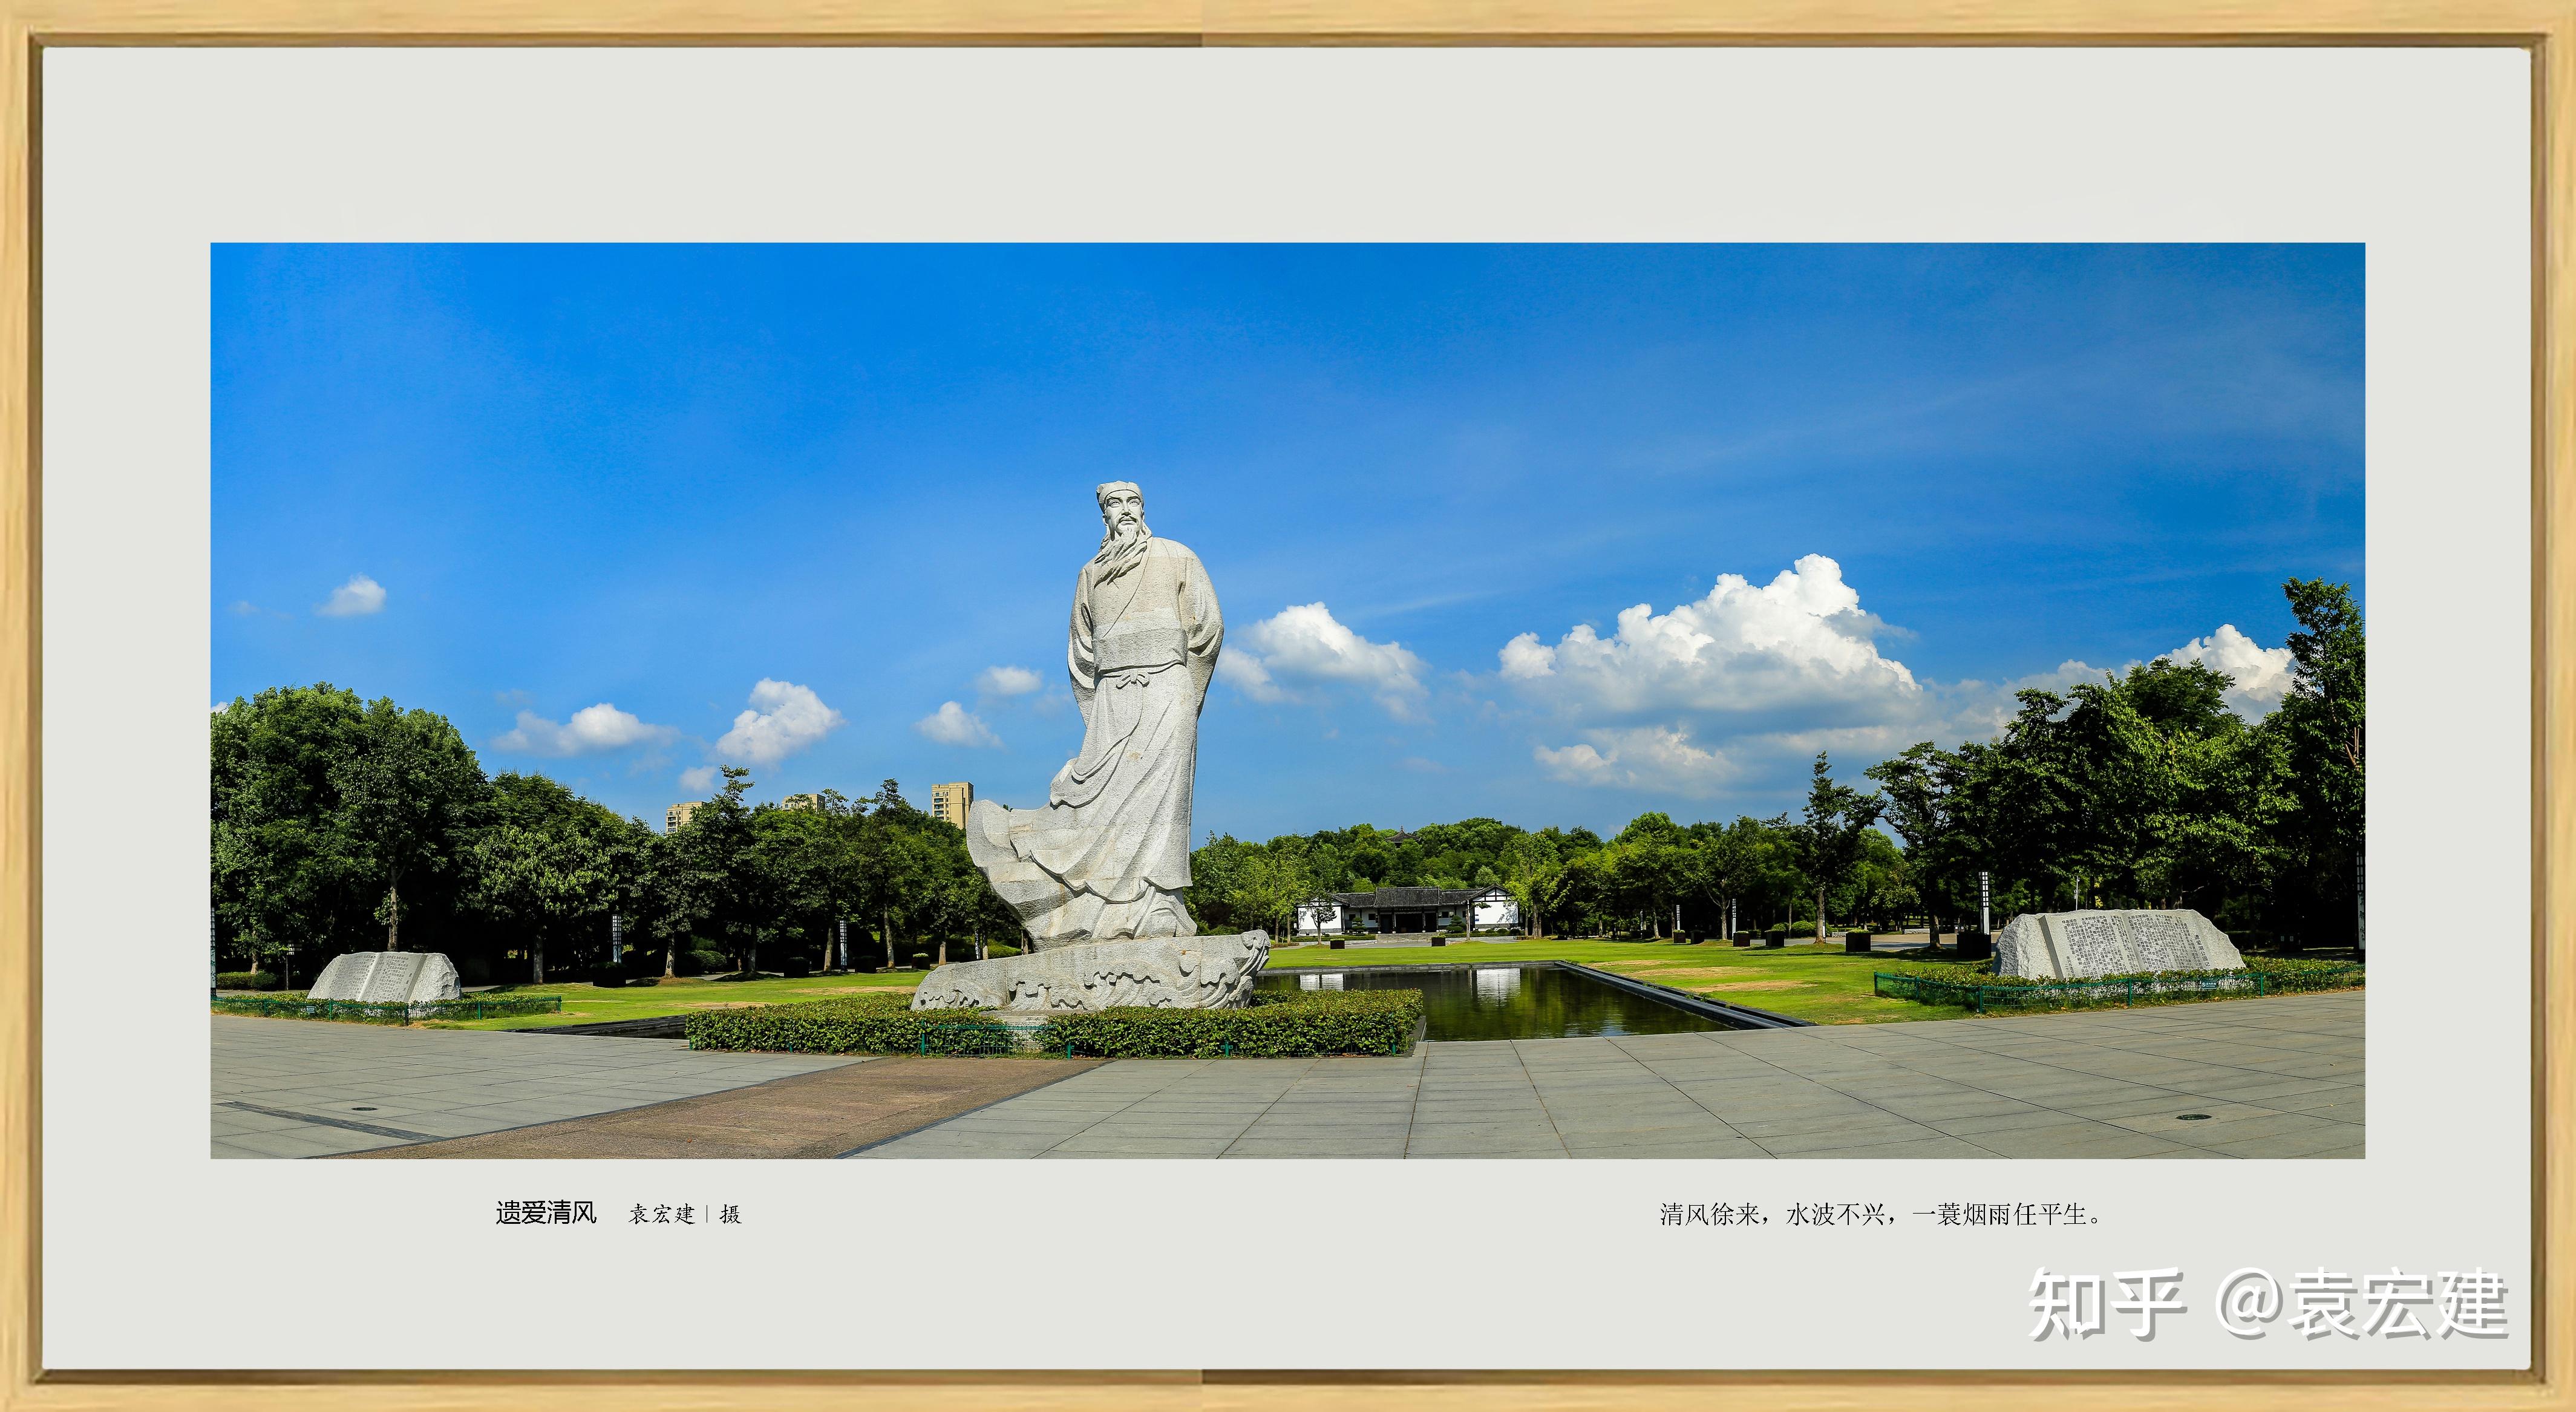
[1294,887,1519,936]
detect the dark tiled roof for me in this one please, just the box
[1318,887,1505,908]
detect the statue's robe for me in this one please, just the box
[966,537,1221,947]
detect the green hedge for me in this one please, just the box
[1035,989,1425,1058]
[1874,956,2363,1014]
[214,970,281,991]
[679,989,1427,1059]
[684,994,1016,1055]
[211,993,565,1024]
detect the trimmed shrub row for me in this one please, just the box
[211,993,565,1024]
[1035,990,1425,1059]
[1874,956,2362,1013]
[678,988,1427,1059]
[684,994,1015,1056]
[214,970,283,991]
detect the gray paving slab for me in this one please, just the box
[211,1014,863,1158]
[855,990,2364,1160]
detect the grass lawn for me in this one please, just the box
[1269,936,1975,1025]
[422,972,922,1030]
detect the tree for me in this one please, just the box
[212,686,374,984]
[469,821,606,983]
[1787,753,1883,940]
[1226,841,1316,938]
[2275,577,2367,943]
[332,697,486,950]
[1499,832,1562,938]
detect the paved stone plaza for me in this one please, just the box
[212,1016,861,1158]
[855,991,2362,1159]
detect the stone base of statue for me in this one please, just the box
[306,950,463,1005]
[1994,909,2244,981]
[909,930,1270,1013]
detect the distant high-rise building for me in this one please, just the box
[664,800,705,833]
[782,793,825,812]
[930,782,973,829]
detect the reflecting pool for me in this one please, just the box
[1253,964,1725,1041]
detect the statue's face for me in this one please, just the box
[1100,486,1145,537]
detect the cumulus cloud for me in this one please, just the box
[1534,726,1741,797]
[977,664,1044,697]
[1500,555,1918,722]
[316,574,386,618]
[493,703,678,757]
[678,765,718,792]
[915,701,1000,748]
[2162,624,2296,714]
[1224,602,1430,717]
[714,679,846,765]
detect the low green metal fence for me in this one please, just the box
[1873,965,2364,1015]
[211,994,566,1024]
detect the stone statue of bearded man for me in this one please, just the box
[964,482,1223,948]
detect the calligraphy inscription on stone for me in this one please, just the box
[2058,913,2129,977]
[2124,912,2197,972]
[1990,909,2246,981]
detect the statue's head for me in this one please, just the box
[1096,482,1145,538]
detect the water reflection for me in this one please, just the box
[1256,964,1721,1041]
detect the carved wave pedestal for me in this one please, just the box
[909,930,1270,1013]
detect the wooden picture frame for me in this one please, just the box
[0,4,2566,1408]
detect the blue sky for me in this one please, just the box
[212,244,2362,839]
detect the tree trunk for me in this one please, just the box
[882,905,895,969]
[662,940,676,979]
[937,935,948,966]
[1816,885,1827,942]
[531,940,544,984]
[384,879,400,949]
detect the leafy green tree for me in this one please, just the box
[1499,832,1563,938]
[1787,753,1884,940]
[2275,578,2366,942]
[332,696,486,950]
[212,685,376,984]
[1226,840,1317,938]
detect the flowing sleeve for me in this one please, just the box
[1181,547,1222,698]
[1068,563,1098,721]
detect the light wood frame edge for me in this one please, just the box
[0,4,2564,1410]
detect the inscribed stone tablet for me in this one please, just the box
[1990,909,2244,981]
[2058,913,2131,977]
[2124,911,2198,972]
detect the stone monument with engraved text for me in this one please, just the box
[306,950,463,1007]
[1992,909,2245,981]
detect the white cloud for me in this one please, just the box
[1534,726,1741,797]
[316,574,386,618]
[1214,650,1286,703]
[1225,602,1430,717]
[2162,624,2296,715]
[493,703,678,757]
[1500,555,1918,721]
[714,679,846,765]
[976,665,1043,697]
[678,765,718,792]
[915,700,1001,748]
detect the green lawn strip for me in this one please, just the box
[420,973,923,1030]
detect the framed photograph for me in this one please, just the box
[4,5,2568,1409]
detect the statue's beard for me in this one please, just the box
[1093,517,1152,581]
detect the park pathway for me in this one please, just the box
[212,1016,861,1157]
[853,990,2363,1160]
